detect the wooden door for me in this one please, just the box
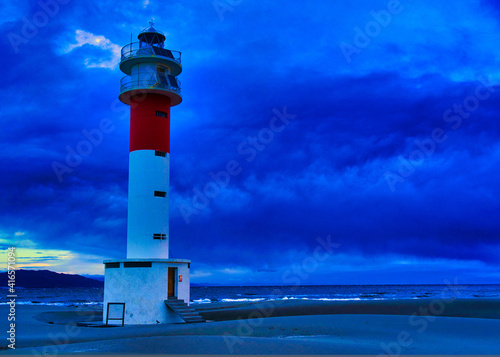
[168,268,176,297]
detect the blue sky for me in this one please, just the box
[1,0,500,285]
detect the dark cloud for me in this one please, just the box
[1,0,499,283]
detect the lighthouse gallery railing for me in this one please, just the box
[120,73,182,95]
[121,42,181,64]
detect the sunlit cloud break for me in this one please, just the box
[61,30,120,69]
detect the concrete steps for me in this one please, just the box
[164,298,205,323]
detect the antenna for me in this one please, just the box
[149,17,154,27]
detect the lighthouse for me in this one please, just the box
[103,22,193,325]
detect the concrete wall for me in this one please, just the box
[103,259,190,325]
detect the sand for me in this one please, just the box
[1,299,500,355]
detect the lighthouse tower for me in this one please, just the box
[103,22,191,325]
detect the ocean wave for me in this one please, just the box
[191,298,212,304]
[0,301,103,306]
[213,296,392,303]
[2,284,497,307]
[269,295,394,302]
[220,298,266,302]
[313,297,362,301]
[0,301,67,306]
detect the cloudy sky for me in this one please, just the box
[1,0,500,285]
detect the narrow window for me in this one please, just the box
[155,151,166,157]
[156,111,167,118]
[154,191,166,197]
[105,262,120,269]
[124,262,152,268]
[153,233,167,240]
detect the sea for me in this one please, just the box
[1,284,499,306]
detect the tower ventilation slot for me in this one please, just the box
[105,262,120,269]
[124,262,152,268]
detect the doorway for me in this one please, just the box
[168,267,176,297]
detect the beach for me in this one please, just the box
[1,298,500,355]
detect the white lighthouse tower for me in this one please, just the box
[103,22,198,325]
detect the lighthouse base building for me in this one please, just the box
[102,23,193,325]
[103,259,190,324]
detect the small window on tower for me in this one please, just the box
[156,111,167,118]
[154,191,166,197]
[153,233,167,240]
[155,151,166,157]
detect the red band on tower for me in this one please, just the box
[130,93,172,153]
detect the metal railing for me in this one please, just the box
[121,42,181,63]
[120,75,182,95]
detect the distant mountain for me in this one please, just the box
[81,274,105,282]
[0,269,104,288]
